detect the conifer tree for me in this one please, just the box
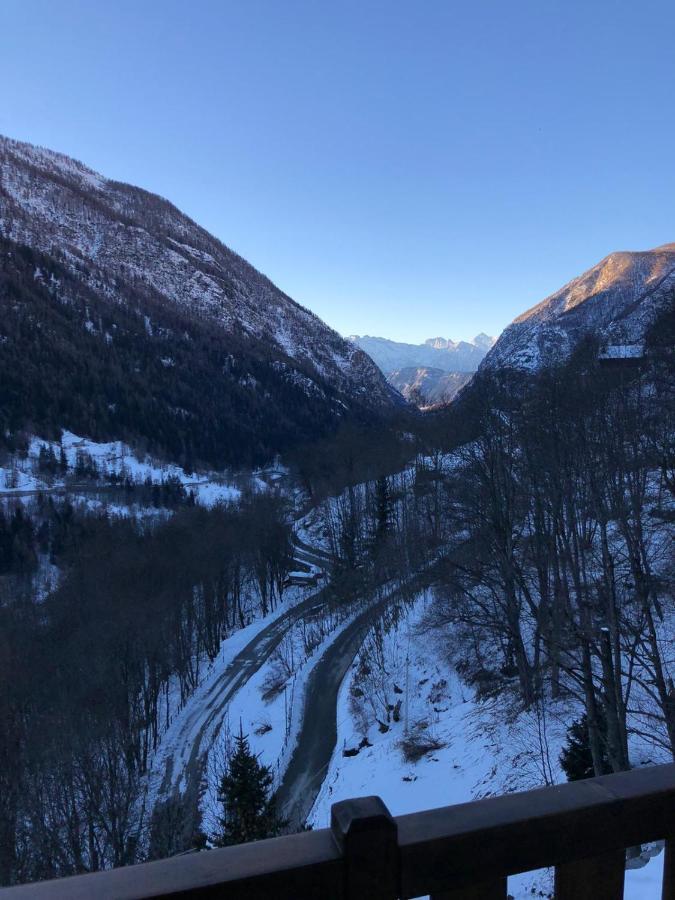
[374,475,391,540]
[213,728,283,846]
[560,714,612,781]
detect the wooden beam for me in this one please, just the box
[430,876,507,899]
[555,848,625,900]
[2,766,674,900]
[0,828,344,900]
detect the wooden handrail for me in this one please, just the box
[397,763,675,899]
[1,763,674,899]
[0,830,344,900]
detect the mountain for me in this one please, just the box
[348,333,495,373]
[346,333,494,408]
[0,135,401,467]
[472,332,496,351]
[387,367,473,406]
[482,244,675,372]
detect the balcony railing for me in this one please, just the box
[1,763,673,899]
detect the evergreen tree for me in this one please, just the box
[374,476,390,537]
[37,444,58,476]
[213,728,283,846]
[560,714,612,781]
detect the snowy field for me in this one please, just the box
[0,431,243,506]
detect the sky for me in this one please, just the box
[2,0,675,344]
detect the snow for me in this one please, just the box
[0,465,43,493]
[349,334,491,375]
[483,245,675,372]
[306,593,668,899]
[309,594,520,822]
[193,546,415,834]
[0,134,396,414]
[293,505,333,555]
[0,431,241,507]
[144,581,316,813]
[625,851,665,898]
[0,137,107,191]
[199,597,384,837]
[599,343,645,359]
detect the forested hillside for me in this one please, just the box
[483,243,675,372]
[434,303,675,767]
[387,367,472,406]
[0,291,672,890]
[0,136,402,468]
[0,238,394,468]
[0,493,293,884]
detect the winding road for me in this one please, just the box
[148,531,334,846]
[273,595,393,827]
[273,561,436,829]
[148,516,424,845]
[291,533,332,570]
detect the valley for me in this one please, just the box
[0,137,673,900]
[349,333,495,407]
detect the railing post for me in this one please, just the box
[430,879,507,899]
[554,848,625,900]
[331,795,399,899]
[664,837,675,900]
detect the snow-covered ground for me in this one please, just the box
[293,502,333,555]
[143,572,325,818]
[0,431,242,506]
[199,596,384,837]
[306,593,667,899]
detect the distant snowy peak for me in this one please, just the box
[482,244,675,372]
[0,133,398,415]
[424,337,456,350]
[472,332,496,350]
[348,333,495,375]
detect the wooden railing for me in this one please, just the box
[1,764,674,899]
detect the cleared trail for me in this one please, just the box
[156,593,327,791]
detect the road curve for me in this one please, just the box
[291,533,334,570]
[149,584,331,846]
[274,595,392,829]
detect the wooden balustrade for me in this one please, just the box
[1,763,674,899]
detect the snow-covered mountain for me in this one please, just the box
[0,135,401,465]
[348,333,495,373]
[387,367,472,406]
[482,244,675,372]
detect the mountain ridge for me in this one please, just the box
[483,243,675,372]
[348,332,495,374]
[0,135,402,466]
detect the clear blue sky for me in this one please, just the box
[2,1,675,343]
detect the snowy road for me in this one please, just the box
[148,584,332,841]
[147,530,334,844]
[274,591,399,828]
